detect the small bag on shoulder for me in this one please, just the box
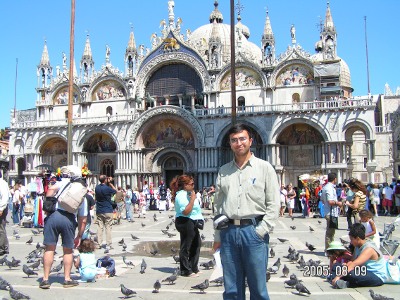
[329,206,339,229]
[194,219,205,230]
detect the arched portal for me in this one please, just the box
[162,156,185,188]
[39,137,67,169]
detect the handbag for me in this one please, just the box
[329,206,338,229]
[194,219,204,230]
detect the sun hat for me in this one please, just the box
[327,241,346,251]
[60,165,82,177]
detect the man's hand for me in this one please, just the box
[74,236,81,248]
[0,210,3,217]
[212,242,221,252]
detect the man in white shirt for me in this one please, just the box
[322,173,343,251]
[382,183,393,216]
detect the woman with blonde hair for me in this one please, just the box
[170,174,204,277]
[345,178,367,223]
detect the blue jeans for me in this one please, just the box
[220,223,270,300]
[125,202,133,221]
[19,202,25,219]
[332,263,384,287]
[12,204,20,224]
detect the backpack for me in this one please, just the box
[57,177,87,213]
[132,191,137,203]
[96,256,116,277]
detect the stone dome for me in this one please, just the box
[189,22,262,65]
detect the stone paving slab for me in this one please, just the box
[0,210,398,300]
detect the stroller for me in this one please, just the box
[380,216,400,256]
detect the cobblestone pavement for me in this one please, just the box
[1,210,399,300]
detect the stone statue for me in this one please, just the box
[168,0,175,15]
[105,44,111,63]
[290,24,296,43]
[62,52,67,69]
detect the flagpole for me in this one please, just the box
[364,16,370,95]
[14,58,18,120]
[67,0,75,165]
[230,0,236,125]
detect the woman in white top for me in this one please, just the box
[12,182,22,225]
[370,184,381,217]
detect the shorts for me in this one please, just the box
[382,199,393,207]
[287,199,295,209]
[280,200,286,208]
[371,197,380,205]
[43,210,77,249]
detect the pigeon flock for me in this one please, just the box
[0,211,398,300]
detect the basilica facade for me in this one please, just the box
[8,1,399,189]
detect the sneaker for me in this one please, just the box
[63,280,79,288]
[188,273,199,278]
[39,280,51,289]
[335,279,348,289]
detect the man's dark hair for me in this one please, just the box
[349,223,366,240]
[227,123,252,137]
[126,184,131,190]
[99,174,107,183]
[327,173,337,182]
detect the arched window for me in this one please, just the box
[238,96,245,111]
[292,93,300,103]
[101,158,114,178]
[106,106,113,116]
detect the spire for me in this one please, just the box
[209,0,223,23]
[236,13,250,39]
[126,28,137,52]
[82,34,93,60]
[262,8,274,40]
[168,0,175,29]
[323,1,336,33]
[40,40,50,66]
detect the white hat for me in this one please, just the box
[60,165,82,177]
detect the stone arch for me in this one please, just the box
[77,129,119,153]
[218,63,266,91]
[89,75,127,102]
[149,146,194,173]
[127,106,204,149]
[52,83,81,105]
[38,136,68,169]
[136,52,211,97]
[342,119,374,141]
[270,118,329,144]
[270,59,314,88]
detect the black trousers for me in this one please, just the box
[175,216,201,276]
[0,207,9,254]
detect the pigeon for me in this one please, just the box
[131,234,139,240]
[150,249,159,256]
[277,238,288,243]
[200,234,206,241]
[120,284,136,299]
[369,289,394,300]
[122,243,127,252]
[14,234,21,240]
[0,276,10,287]
[28,260,40,270]
[141,222,146,227]
[291,216,294,221]
[31,229,40,236]
[297,256,306,269]
[22,264,38,277]
[191,279,209,293]
[50,261,63,273]
[171,247,178,255]
[309,226,315,232]
[166,225,170,230]
[12,257,21,265]
[290,226,296,230]
[270,248,275,258]
[167,233,176,238]
[122,256,134,268]
[13,229,19,236]
[118,238,125,245]
[140,259,147,274]
[295,282,311,295]
[272,258,281,270]
[161,229,169,235]
[172,255,180,264]
[5,259,20,269]
[210,276,224,286]
[162,274,177,284]
[340,238,350,246]
[0,255,8,266]
[0,282,9,291]
[168,215,174,218]
[267,265,278,274]
[172,267,180,276]
[153,215,158,222]
[282,264,289,277]
[306,242,316,251]
[318,220,322,224]
[200,259,215,270]
[153,280,161,293]
[9,285,31,299]
[25,237,33,245]
[104,248,109,254]
[284,274,301,288]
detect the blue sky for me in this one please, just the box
[1,0,399,130]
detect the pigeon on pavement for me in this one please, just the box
[120,284,136,299]
[369,289,394,300]
[22,265,38,277]
[122,256,134,268]
[210,276,224,286]
[50,261,63,274]
[191,279,209,293]
[140,259,147,274]
[152,280,161,293]
[295,282,311,295]
[131,234,139,240]
[172,255,180,264]
[8,285,31,299]
[25,237,33,245]
[306,242,316,251]
[28,260,40,270]
[282,264,289,277]
[277,238,288,243]
[270,248,275,258]
[162,274,177,284]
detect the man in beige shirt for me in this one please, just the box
[213,123,279,300]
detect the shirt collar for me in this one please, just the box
[231,153,255,169]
